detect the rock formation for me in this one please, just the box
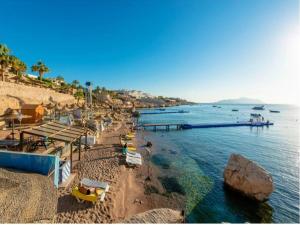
[223,154,274,201]
[0,81,75,115]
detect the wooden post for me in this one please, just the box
[85,131,88,151]
[70,142,73,173]
[12,119,15,140]
[78,136,81,161]
[20,132,24,151]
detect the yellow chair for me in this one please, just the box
[125,135,135,140]
[71,186,104,204]
[127,146,136,151]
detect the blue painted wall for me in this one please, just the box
[0,150,59,187]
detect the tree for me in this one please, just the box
[94,85,101,93]
[0,44,11,81]
[0,44,10,56]
[56,75,64,81]
[72,80,79,88]
[74,89,84,104]
[31,61,50,80]
[10,56,27,82]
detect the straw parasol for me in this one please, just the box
[0,109,32,140]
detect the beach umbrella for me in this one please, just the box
[0,109,31,140]
[46,103,56,119]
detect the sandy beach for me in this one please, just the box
[54,116,185,223]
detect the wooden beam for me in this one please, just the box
[20,132,24,151]
[79,135,81,161]
[70,143,73,173]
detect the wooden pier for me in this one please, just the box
[140,121,274,131]
[141,123,183,131]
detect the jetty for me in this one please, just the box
[141,121,273,131]
[140,110,189,115]
[141,123,183,131]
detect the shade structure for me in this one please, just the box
[0,110,32,140]
[20,121,88,172]
[21,121,85,143]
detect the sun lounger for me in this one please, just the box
[125,135,135,140]
[126,155,142,165]
[126,151,141,158]
[80,178,110,192]
[120,140,134,147]
[71,186,105,204]
[127,146,136,151]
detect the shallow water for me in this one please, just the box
[139,104,300,223]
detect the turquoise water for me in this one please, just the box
[139,104,299,223]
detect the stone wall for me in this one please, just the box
[0,81,75,115]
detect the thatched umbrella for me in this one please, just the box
[0,109,31,140]
[46,102,56,119]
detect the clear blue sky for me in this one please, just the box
[1,0,299,104]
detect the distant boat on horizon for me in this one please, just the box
[232,109,239,112]
[270,110,280,113]
[252,105,265,110]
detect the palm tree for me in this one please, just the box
[31,61,49,80]
[56,75,64,81]
[74,89,84,104]
[72,80,79,88]
[0,44,11,81]
[10,56,27,82]
[0,44,10,55]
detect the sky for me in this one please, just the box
[0,0,299,104]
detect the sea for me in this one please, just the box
[138,104,299,223]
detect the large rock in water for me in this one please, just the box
[223,154,274,201]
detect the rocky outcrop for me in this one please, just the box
[223,154,274,201]
[123,208,184,223]
[0,81,75,115]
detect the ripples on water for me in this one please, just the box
[139,104,299,223]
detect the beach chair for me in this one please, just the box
[71,178,110,204]
[125,134,135,140]
[120,140,134,147]
[126,151,141,159]
[80,178,110,192]
[127,146,136,151]
[126,155,142,166]
[71,186,105,204]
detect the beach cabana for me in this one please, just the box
[20,104,44,123]
[20,121,87,172]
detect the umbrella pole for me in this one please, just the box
[12,119,15,140]
[19,120,22,135]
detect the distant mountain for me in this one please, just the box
[214,97,265,104]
